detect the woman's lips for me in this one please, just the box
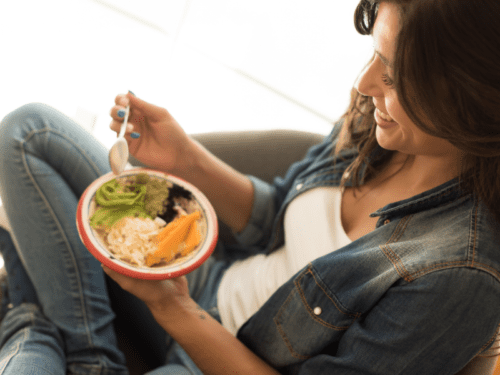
[375,108,397,128]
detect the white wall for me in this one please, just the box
[1,0,373,149]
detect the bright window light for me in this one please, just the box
[1,0,371,149]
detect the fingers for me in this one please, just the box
[102,265,137,292]
[114,93,130,107]
[109,108,136,135]
[112,91,168,121]
[126,93,169,121]
[109,120,135,136]
[111,93,132,124]
[110,91,168,138]
[110,95,138,137]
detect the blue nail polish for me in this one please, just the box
[128,90,136,96]
[131,132,141,139]
[117,109,125,118]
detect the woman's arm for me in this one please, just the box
[102,267,280,375]
[152,297,279,375]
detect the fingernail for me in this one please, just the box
[117,109,125,118]
[128,90,136,96]
[131,132,141,139]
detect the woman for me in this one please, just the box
[0,0,499,374]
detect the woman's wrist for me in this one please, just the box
[146,293,196,328]
[160,136,202,177]
[148,296,280,375]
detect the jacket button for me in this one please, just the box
[384,219,391,225]
[313,307,322,316]
[296,183,303,190]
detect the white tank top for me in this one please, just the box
[217,187,352,336]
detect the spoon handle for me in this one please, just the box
[118,106,130,139]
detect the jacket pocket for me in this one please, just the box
[274,265,359,361]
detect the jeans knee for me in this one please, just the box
[0,103,60,152]
[1,102,56,129]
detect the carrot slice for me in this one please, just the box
[181,221,201,256]
[154,216,183,244]
[146,211,201,266]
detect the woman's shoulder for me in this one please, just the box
[389,193,500,283]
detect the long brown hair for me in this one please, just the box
[338,0,500,222]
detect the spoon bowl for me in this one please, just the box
[109,138,129,175]
[109,105,130,175]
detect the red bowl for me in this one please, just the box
[76,168,218,280]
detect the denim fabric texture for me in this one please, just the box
[234,123,500,374]
[0,103,499,374]
[0,103,217,374]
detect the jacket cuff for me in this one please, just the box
[232,175,276,247]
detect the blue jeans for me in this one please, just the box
[0,103,229,375]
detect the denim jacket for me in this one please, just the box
[233,121,500,375]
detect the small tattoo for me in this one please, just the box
[196,305,207,320]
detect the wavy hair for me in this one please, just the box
[338,0,500,222]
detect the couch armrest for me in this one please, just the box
[190,129,325,183]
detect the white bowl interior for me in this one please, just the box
[78,169,217,277]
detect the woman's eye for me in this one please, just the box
[381,73,394,87]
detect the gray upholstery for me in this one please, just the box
[191,129,325,183]
[129,129,326,184]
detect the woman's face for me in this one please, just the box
[355,2,458,159]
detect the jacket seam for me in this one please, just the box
[273,288,312,360]
[379,216,414,282]
[477,323,500,356]
[292,270,355,329]
[469,197,479,267]
[299,267,361,320]
[408,261,500,281]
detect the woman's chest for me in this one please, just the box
[341,183,415,241]
[341,187,382,241]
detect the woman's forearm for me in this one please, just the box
[149,298,280,375]
[172,138,255,234]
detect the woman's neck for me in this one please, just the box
[386,150,463,193]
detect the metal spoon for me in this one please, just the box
[109,105,130,175]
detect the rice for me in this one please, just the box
[106,217,162,266]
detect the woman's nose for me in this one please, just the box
[355,57,384,98]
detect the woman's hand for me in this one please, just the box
[109,92,195,173]
[109,92,255,233]
[102,265,191,320]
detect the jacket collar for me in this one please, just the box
[335,145,469,219]
[369,178,468,218]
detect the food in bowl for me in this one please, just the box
[88,172,207,268]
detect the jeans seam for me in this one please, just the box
[19,129,104,367]
[0,342,21,374]
[22,127,103,177]
[0,313,32,374]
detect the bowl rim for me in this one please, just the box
[76,168,218,280]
